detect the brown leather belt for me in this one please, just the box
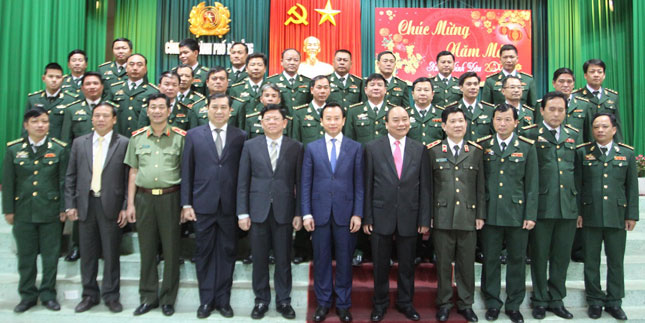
[137,185,180,196]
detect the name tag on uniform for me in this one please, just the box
[436,158,448,162]
[140,144,150,149]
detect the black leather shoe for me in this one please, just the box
[75,296,99,312]
[532,306,545,319]
[43,299,61,311]
[370,307,386,321]
[197,304,213,318]
[475,251,484,263]
[605,306,628,320]
[396,305,420,321]
[65,247,80,262]
[242,255,253,264]
[13,299,36,313]
[485,308,500,320]
[587,305,602,319]
[161,304,174,316]
[251,303,269,319]
[215,304,234,318]
[336,307,353,322]
[313,306,329,322]
[458,308,479,322]
[436,307,450,321]
[293,256,305,264]
[277,303,296,319]
[505,310,524,323]
[133,303,158,315]
[352,254,363,267]
[547,306,573,319]
[105,299,123,313]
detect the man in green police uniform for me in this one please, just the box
[522,91,580,320]
[25,62,78,139]
[427,105,485,323]
[124,93,185,317]
[446,72,495,142]
[98,38,132,87]
[575,113,638,321]
[109,53,159,137]
[364,51,410,107]
[345,74,392,145]
[406,77,444,146]
[227,42,248,85]
[3,107,68,313]
[62,49,88,96]
[328,49,362,111]
[266,48,311,114]
[477,104,538,323]
[177,38,210,95]
[573,59,623,143]
[292,75,330,145]
[482,44,537,109]
[138,71,198,131]
[430,51,462,107]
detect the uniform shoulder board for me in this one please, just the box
[572,87,584,94]
[246,111,260,118]
[476,135,492,143]
[518,136,535,145]
[519,71,533,78]
[565,124,579,132]
[386,101,397,107]
[349,102,363,109]
[171,127,186,136]
[285,115,293,121]
[98,61,111,67]
[6,138,24,147]
[51,137,68,147]
[103,100,118,107]
[446,101,459,107]
[349,73,361,80]
[199,66,209,72]
[28,90,44,96]
[536,98,543,104]
[467,140,483,150]
[231,96,244,103]
[177,102,191,110]
[231,81,245,87]
[147,83,160,91]
[111,81,125,87]
[426,140,441,149]
[606,88,618,95]
[267,74,280,79]
[193,91,205,98]
[617,142,634,150]
[523,104,534,112]
[293,104,308,110]
[63,90,79,98]
[435,105,445,110]
[131,126,149,137]
[576,142,592,149]
[521,124,538,130]
[481,101,495,107]
[66,99,82,107]
[575,96,589,102]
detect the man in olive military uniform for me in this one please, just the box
[177,38,210,95]
[25,63,78,139]
[448,72,495,142]
[292,75,330,145]
[363,51,410,107]
[230,53,268,128]
[266,49,311,114]
[328,49,362,111]
[522,92,580,320]
[98,38,133,87]
[3,107,68,313]
[109,53,159,137]
[428,105,485,323]
[124,93,185,316]
[201,67,245,127]
[227,42,248,85]
[551,67,591,142]
[477,104,538,323]
[575,113,638,321]
[573,58,623,143]
[176,64,206,110]
[242,84,292,140]
[62,49,88,96]
[501,76,535,133]
[345,74,392,145]
[430,51,462,107]
[406,77,444,146]
[138,71,198,131]
[62,72,111,143]
[482,44,537,109]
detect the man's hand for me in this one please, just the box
[126,205,136,223]
[522,220,536,230]
[66,208,78,221]
[418,226,429,234]
[238,217,251,231]
[476,219,485,230]
[626,220,637,231]
[292,216,303,231]
[117,210,128,228]
[4,214,14,225]
[363,224,373,235]
[349,215,362,233]
[181,207,196,223]
[59,212,67,222]
[303,218,315,232]
[576,216,583,229]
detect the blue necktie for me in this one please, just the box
[330,138,337,172]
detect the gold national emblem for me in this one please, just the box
[189,2,231,38]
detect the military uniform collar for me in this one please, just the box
[147,124,172,137]
[462,98,478,109]
[438,74,452,82]
[86,98,101,106]
[232,65,245,73]
[505,100,521,111]
[46,88,61,98]
[28,136,47,148]
[502,69,517,77]
[248,78,263,88]
[541,122,561,140]
[334,72,347,81]
[446,137,464,152]
[495,133,514,151]
[368,100,385,111]
[596,141,613,155]
[384,75,393,84]
[282,71,298,81]
[586,84,603,98]
[180,89,191,98]
[127,78,144,89]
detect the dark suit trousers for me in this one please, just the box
[194,204,237,307]
[311,218,357,309]
[433,228,476,310]
[79,196,122,302]
[582,226,626,307]
[371,232,416,310]
[251,208,293,306]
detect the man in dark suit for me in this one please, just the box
[363,106,431,322]
[64,103,129,313]
[180,93,247,319]
[237,104,304,319]
[301,103,364,323]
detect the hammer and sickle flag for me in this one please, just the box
[285,3,308,25]
[188,1,231,38]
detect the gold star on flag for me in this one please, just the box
[315,0,341,26]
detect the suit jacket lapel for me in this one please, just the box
[274,137,290,173]
[203,125,219,161]
[380,137,398,180]
[259,136,273,172]
[102,132,119,169]
[455,145,469,164]
[401,138,414,179]
[333,138,350,174]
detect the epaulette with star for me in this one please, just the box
[65,100,82,107]
[111,81,125,87]
[62,90,79,98]
[445,101,459,108]
[576,142,592,149]
[521,124,538,130]
[349,102,363,109]
[131,126,149,137]
[231,81,245,87]
[481,101,495,107]
[386,101,397,107]
[519,71,533,78]
[103,100,118,108]
[293,104,308,111]
[192,91,205,98]
[98,61,111,67]
[476,135,492,143]
[426,140,441,149]
[575,96,590,103]
[618,142,634,150]
[572,88,585,94]
[467,140,483,150]
[519,136,535,145]
[51,137,68,147]
[199,66,209,72]
[6,138,24,146]
[146,84,159,91]
[246,111,260,118]
[349,73,361,80]
[565,124,579,132]
[285,115,293,121]
[28,90,44,96]
[522,104,534,111]
[606,88,618,95]
[171,127,186,136]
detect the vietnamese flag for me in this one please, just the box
[268,0,362,77]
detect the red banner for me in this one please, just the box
[374,8,532,82]
[269,0,362,77]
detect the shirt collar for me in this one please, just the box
[209,122,228,133]
[384,76,393,85]
[311,101,325,112]
[283,71,297,81]
[86,98,101,106]
[265,135,283,147]
[46,89,61,97]
[503,69,517,77]
[438,74,451,82]
[28,136,47,147]
[542,121,560,133]
[415,103,431,112]
[369,100,385,110]
[388,134,406,146]
[93,130,113,143]
[462,98,477,108]
[446,137,463,150]
[586,84,603,95]
[325,132,343,143]
[248,78,263,88]
[147,124,172,137]
[334,72,347,80]
[127,78,144,88]
[191,62,199,71]
[496,133,514,148]
[597,141,613,153]
[180,89,191,98]
[505,100,521,110]
[232,65,245,73]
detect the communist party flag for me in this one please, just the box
[268,0,362,77]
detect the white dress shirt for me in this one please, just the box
[127,78,144,90]
[388,134,406,161]
[209,122,228,150]
[496,133,514,152]
[586,84,603,99]
[93,130,112,169]
[28,136,47,152]
[446,137,464,156]
[597,141,613,155]
[542,121,561,141]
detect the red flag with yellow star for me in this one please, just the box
[268,0,362,77]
